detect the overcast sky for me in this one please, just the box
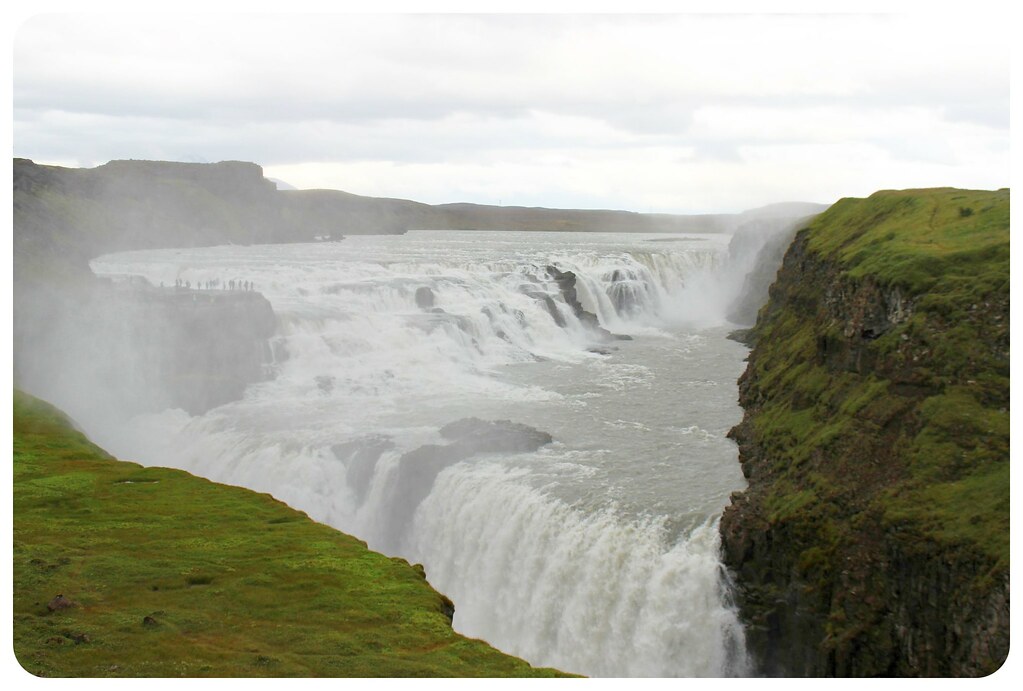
[13,11,1010,214]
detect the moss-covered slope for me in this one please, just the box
[13,390,567,677]
[720,188,1009,676]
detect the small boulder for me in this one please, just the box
[47,594,77,612]
[414,286,435,309]
[62,630,90,644]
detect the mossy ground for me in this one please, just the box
[731,188,1009,673]
[748,187,1009,568]
[13,390,568,677]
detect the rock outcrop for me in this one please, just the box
[720,188,1009,676]
[381,419,553,549]
[14,280,278,421]
[14,158,290,421]
[546,265,631,342]
[725,214,819,326]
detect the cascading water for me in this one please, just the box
[88,230,753,677]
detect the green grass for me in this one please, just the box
[13,390,570,678]
[743,187,1009,575]
[805,188,1008,294]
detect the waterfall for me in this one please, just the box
[87,230,752,677]
[407,463,748,676]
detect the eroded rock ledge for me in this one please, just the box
[15,280,278,420]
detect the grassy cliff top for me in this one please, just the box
[805,187,1008,293]
[747,187,1009,568]
[13,390,566,677]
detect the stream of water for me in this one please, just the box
[90,230,752,676]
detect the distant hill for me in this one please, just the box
[11,156,824,420]
[13,157,827,280]
[14,158,287,285]
[268,177,297,190]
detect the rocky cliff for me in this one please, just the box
[15,280,277,421]
[725,212,821,326]
[720,188,1009,676]
[14,158,285,278]
[14,158,290,421]
[14,157,783,272]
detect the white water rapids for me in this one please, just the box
[89,230,753,677]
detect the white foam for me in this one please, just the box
[87,230,753,677]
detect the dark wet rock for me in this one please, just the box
[415,286,435,309]
[726,328,754,345]
[546,265,623,342]
[379,419,553,551]
[332,435,395,502]
[271,338,290,365]
[541,295,567,327]
[546,266,587,315]
[587,347,613,355]
[438,594,455,623]
[47,594,76,612]
[438,417,553,453]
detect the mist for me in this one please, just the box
[42,213,801,676]
[11,8,1010,679]
[12,150,821,677]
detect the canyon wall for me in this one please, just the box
[720,188,1009,676]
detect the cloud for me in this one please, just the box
[13,12,1010,212]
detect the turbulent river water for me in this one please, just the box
[90,230,753,677]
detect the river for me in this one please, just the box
[90,230,752,676]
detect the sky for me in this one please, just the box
[11,7,1012,214]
